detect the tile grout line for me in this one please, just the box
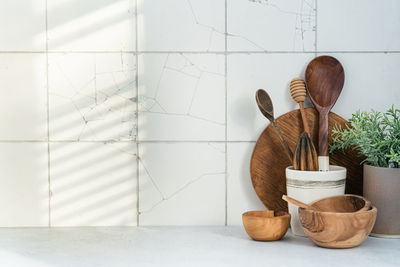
[315,0,318,56]
[0,140,256,143]
[224,0,228,226]
[1,50,400,54]
[45,0,51,227]
[135,0,140,227]
[0,140,258,144]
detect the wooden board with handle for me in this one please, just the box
[250,108,364,212]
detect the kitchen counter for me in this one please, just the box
[0,226,398,267]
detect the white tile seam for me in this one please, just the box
[0,140,257,143]
[1,51,400,54]
[45,0,51,227]
[224,0,228,226]
[315,0,318,56]
[135,0,140,227]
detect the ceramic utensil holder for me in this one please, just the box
[286,166,346,236]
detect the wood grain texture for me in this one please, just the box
[242,210,290,241]
[293,132,318,171]
[250,108,364,212]
[311,194,370,213]
[282,195,316,210]
[306,56,344,156]
[290,78,310,135]
[256,89,293,161]
[299,196,377,248]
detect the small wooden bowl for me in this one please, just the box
[242,210,290,241]
[299,195,377,248]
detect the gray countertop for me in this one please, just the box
[0,226,398,267]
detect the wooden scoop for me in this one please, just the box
[256,89,293,161]
[289,78,318,171]
[283,194,370,212]
[306,56,344,171]
[282,195,316,210]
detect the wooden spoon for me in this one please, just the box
[256,89,293,161]
[282,195,317,210]
[305,56,344,171]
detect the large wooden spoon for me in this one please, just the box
[256,89,293,161]
[305,56,344,171]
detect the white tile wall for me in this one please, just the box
[0,54,47,140]
[0,0,399,226]
[50,142,137,226]
[47,0,135,51]
[227,143,265,225]
[0,0,46,51]
[48,53,136,141]
[228,0,316,52]
[138,53,225,141]
[139,143,225,225]
[317,0,400,51]
[0,143,48,227]
[138,0,225,51]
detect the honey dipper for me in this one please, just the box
[290,78,318,171]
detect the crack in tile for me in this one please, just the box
[228,0,316,51]
[140,53,225,126]
[49,53,137,141]
[187,0,225,52]
[139,143,226,214]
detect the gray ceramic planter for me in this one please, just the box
[364,164,400,238]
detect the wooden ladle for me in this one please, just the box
[256,89,293,161]
[305,56,344,171]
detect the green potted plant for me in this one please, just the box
[330,106,400,237]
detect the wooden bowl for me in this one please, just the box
[242,210,290,241]
[299,195,377,248]
[310,194,371,212]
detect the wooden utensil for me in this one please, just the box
[250,108,364,212]
[290,78,318,171]
[256,89,293,161]
[299,195,377,248]
[282,195,316,210]
[283,194,370,212]
[310,194,371,213]
[290,78,311,135]
[293,131,318,171]
[306,56,345,171]
[242,210,290,241]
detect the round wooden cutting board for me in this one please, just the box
[250,108,364,212]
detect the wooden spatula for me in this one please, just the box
[306,56,344,171]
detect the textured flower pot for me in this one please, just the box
[286,166,346,236]
[364,164,400,238]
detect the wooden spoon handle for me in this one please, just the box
[318,111,329,171]
[299,102,310,136]
[282,195,315,210]
[318,111,329,156]
[272,121,293,162]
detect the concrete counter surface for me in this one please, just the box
[0,226,398,267]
